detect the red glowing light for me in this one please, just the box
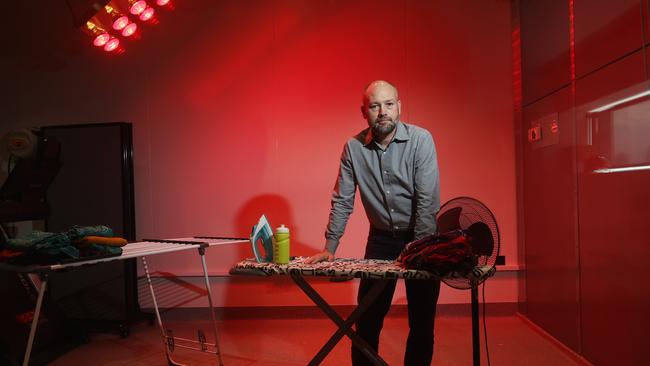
[121,22,138,37]
[130,1,147,15]
[104,37,120,52]
[112,16,130,30]
[93,32,110,47]
[139,7,155,21]
[156,0,170,5]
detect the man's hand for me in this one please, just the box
[304,250,335,264]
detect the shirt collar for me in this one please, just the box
[363,121,410,147]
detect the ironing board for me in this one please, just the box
[230,257,442,366]
[0,237,248,366]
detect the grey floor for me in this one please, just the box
[49,312,585,365]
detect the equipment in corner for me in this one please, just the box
[41,123,149,338]
[437,196,500,366]
[0,129,61,224]
[0,129,81,366]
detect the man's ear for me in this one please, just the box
[397,99,402,115]
[360,105,368,119]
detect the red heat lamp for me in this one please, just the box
[93,33,110,47]
[75,0,175,54]
[103,37,121,52]
[113,15,129,30]
[88,23,110,47]
[128,0,147,15]
[103,4,131,30]
[121,22,138,37]
[139,6,155,21]
[86,19,119,52]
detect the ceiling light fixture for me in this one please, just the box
[67,0,176,54]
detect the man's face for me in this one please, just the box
[362,84,401,137]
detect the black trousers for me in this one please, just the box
[352,229,441,366]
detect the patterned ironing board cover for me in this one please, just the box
[230,256,441,280]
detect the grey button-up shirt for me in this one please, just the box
[325,121,440,254]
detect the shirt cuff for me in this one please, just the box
[325,238,339,254]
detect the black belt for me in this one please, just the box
[369,227,414,238]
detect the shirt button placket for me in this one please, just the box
[382,148,396,228]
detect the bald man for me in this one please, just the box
[306,80,441,365]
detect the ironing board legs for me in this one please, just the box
[290,273,389,366]
[198,247,224,366]
[22,273,47,366]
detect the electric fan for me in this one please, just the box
[437,196,500,366]
[436,196,500,289]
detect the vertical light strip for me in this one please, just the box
[569,0,576,84]
[511,20,522,110]
[510,0,525,314]
[568,0,583,356]
[403,0,409,122]
[639,0,649,80]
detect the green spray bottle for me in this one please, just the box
[273,224,290,264]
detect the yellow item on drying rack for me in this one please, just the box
[78,236,128,247]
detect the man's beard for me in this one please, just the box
[371,118,397,136]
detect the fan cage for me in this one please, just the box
[437,197,500,289]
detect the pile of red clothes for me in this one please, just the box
[397,230,476,278]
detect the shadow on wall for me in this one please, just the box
[138,271,208,311]
[234,193,314,263]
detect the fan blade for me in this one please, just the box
[437,207,462,233]
[465,222,493,256]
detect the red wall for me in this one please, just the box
[6,0,515,306]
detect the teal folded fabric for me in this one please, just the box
[67,225,114,240]
[6,225,121,264]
